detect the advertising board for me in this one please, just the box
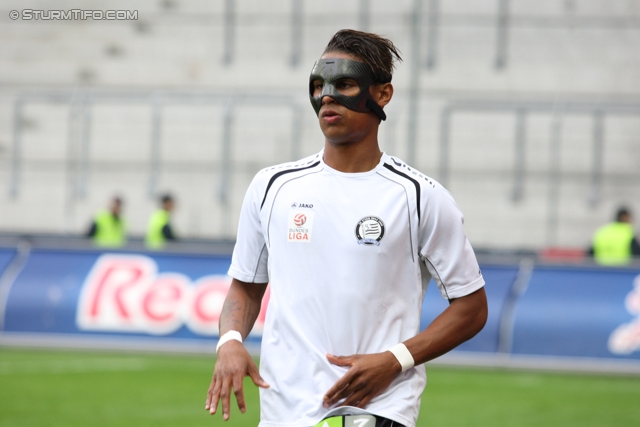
[511,265,640,360]
[0,248,16,276]
[2,251,267,348]
[2,249,640,364]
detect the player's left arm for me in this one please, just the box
[404,286,487,362]
[323,287,487,409]
[326,182,488,409]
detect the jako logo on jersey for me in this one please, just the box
[291,202,313,209]
[293,213,306,226]
[288,210,315,242]
[355,216,385,246]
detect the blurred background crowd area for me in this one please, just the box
[0,0,639,252]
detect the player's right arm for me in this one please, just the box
[206,278,269,421]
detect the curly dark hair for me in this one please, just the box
[323,29,403,83]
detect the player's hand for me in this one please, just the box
[205,341,270,421]
[323,351,402,409]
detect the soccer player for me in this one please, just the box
[206,29,488,427]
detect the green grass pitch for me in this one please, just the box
[1,348,639,426]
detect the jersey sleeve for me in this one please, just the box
[418,184,484,300]
[228,171,270,284]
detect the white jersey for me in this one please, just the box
[229,151,484,427]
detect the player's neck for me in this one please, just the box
[323,139,382,173]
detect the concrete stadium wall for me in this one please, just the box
[1,0,640,250]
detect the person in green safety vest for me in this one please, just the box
[589,207,640,265]
[145,194,177,249]
[86,196,127,247]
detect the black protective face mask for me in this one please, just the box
[309,58,387,121]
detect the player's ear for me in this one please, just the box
[372,83,393,108]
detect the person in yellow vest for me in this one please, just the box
[589,207,640,265]
[145,194,177,249]
[86,196,127,247]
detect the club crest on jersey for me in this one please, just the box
[288,210,315,242]
[355,216,385,246]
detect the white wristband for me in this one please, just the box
[216,330,243,353]
[388,343,415,372]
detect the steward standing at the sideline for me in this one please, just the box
[589,206,640,265]
[206,29,488,427]
[86,196,126,247]
[145,194,177,249]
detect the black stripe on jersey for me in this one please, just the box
[423,256,451,301]
[260,161,321,210]
[383,163,421,224]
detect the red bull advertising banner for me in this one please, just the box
[609,275,640,355]
[76,254,270,336]
[508,265,640,360]
[1,248,640,364]
[1,250,268,348]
